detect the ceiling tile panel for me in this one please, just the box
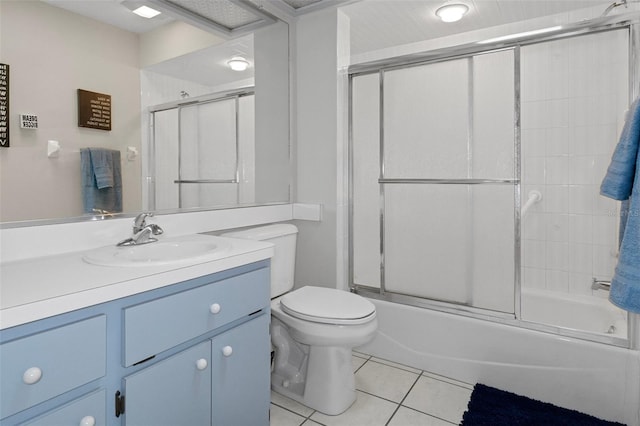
[166,0,263,29]
[282,0,325,9]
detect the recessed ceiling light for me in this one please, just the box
[132,5,162,19]
[435,4,469,23]
[227,57,250,72]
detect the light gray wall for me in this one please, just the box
[293,9,348,289]
[0,1,141,222]
[254,22,291,205]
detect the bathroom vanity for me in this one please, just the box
[0,234,273,426]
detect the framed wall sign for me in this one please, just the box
[77,89,111,131]
[0,63,9,147]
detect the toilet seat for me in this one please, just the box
[280,286,376,325]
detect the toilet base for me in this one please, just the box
[272,345,356,416]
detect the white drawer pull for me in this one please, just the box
[80,415,96,426]
[196,358,208,370]
[222,346,233,357]
[209,303,221,314]
[23,367,42,385]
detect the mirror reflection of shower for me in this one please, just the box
[150,90,255,211]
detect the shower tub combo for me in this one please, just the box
[358,297,639,426]
[348,14,640,426]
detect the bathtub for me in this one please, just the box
[521,287,628,338]
[357,298,640,426]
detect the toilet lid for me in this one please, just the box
[280,286,376,325]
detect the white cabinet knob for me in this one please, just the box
[195,358,208,370]
[222,346,233,357]
[209,303,221,314]
[79,416,96,426]
[22,367,42,385]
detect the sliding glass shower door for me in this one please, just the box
[352,49,517,314]
[350,25,633,342]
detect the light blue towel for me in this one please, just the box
[600,98,640,313]
[80,148,122,214]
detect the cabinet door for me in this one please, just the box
[124,341,211,426]
[211,314,270,426]
[25,389,105,426]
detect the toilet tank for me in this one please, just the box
[221,224,298,298]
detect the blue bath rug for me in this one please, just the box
[460,383,624,426]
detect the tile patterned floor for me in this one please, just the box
[269,352,473,426]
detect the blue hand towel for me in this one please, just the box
[89,148,115,189]
[80,148,122,214]
[600,98,640,313]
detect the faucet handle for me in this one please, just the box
[133,212,153,233]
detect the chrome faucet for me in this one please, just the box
[591,278,611,291]
[133,212,153,234]
[117,213,164,246]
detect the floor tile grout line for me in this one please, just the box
[394,405,460,426]
[384,371,423,426]
[355,388,407,406]
[421,371,474,390]
[399,372,468,425]
[366,357,424,375]
[300,411,326,426]
[272,353,472,426]
[353,356,369,374]
[270,401,314,421]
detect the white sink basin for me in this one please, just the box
[83,236,232,267]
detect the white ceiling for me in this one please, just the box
[144,33,254,87]
[44,1,620,50]
[41,0,623,87]
[43,0,176,33]
[341,0,617,55]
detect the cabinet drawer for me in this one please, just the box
[0,316,107,419]
[24,389,106,426]
[124,267,269,366]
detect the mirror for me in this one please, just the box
[0,0,290,225]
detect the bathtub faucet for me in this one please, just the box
[591,278,611,291]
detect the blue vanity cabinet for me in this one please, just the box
[123,314,270,426]
[0,315,107,421]
[123,268,270,367]
[23,390,106,426]
[120,265,271,426]
[0,260,271,426]
[123,342,212,426]
[211,313,270,426]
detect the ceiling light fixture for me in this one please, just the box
[132,5,161,19]
[227,57,250,72]
[435,4,469,23]
[477,26,563,44]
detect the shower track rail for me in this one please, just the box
[378,178,517,184]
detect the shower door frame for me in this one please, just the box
[348,16,640,348]
[147,88,255,211]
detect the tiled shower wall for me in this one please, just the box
[520,29,629,296]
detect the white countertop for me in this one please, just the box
[0,234,274,330]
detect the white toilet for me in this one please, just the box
[222,224,377,415]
